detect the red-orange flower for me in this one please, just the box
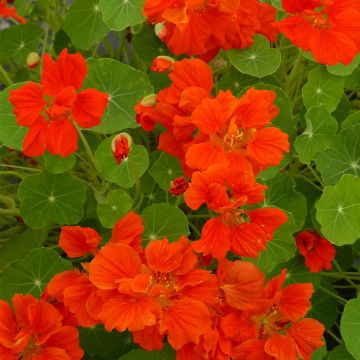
[89,236,218,350]
[275,0,360,65]
[0,294,83,359]
[111,133,132,165]
[143,0,277,59]
[0,0,26,23]
[9,49,109,157]
[185,88,289,173]
[296,230,336,272]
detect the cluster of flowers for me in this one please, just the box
[143,0,360,65]
[11,212,323,360]
[136,57,289,260]
[143,0,277,60]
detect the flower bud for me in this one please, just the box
[169,176,189,196]
[111,133,132,165]
[140,94,157,107]
[154,22,169,41]
[26,52,40,69]
[151,56,175,73]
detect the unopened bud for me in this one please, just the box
[26,52,40,69]
[151,56,175,73]
[169,176,189,196]
[154,22,169,41]
[111,133,132,165]
[140,94,157,107]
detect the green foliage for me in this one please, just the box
[17,171,86,228]
[227,35,281,78]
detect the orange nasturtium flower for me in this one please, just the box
[9,49,109,158]
[0,0,26,24]
[274,0,360,65]
[0,294,83,359]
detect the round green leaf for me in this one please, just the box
[141,203,189,243]
[316,124,360,186]
[264,173,307,231]
[251,215,296,273]
[99,0,144,31]
[342,112,360,129]
[328,345,355,360]
[97,189,133,228]
[80,326,134,357]
[43,152,76,174]
[0,248,72,301]
[0,83,27,150]
[327,53,360,76]
[18,171,86,228]
[0,23,42,64]
[120,344,175,360]
[316,174,360,245]
[341,296,360,360]
[227,35,281,78]
[302,66,344,112]
[149,152,183,191]
[295,106,338,164]
[96,137,149,188]
[63,0,109,50]
[83,58,153,134]
[311,346,327,360]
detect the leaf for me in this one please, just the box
[273,255,322,289]
[316,124,360,186]
[328,345,355,360]
[295,106,338,164]
[82,58,153,134]
[0,83,27,150]
[341,112,360,129]
[341,296,360,360]
[132,25,172,65]
[141,203,189,243]
[0,248,72,301]
[97,189,133,228]
[149,153,183,191]
[316,174,360,245]
[302,66,344,112]
[99,0,144,31]
[251,215,296,273]
[120,344,175,360]
[264,173,307,231]
[307,281,338,329]
[63,0,109,50]
[42,152,76,174]
[311,346,327,360]
[0,23,42,63]
[227,35,281,78]
[0,228,48,271]
[18,171,86,228]
[327,53,360,76]
[95,137,149,188]
[80,326,135,357]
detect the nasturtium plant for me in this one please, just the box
[1,0,360,358]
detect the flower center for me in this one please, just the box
[304,10,329,29]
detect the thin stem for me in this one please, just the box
[320,286,347,304]
[75,126,104,183]
[0,208,21,216]
[0,170,25,179]
[189,221,201,237]
[333,260,358,288]
[0,164,41,172]
[326,329,342,344]
[285,50,303,99]
[0,64,13,86]
[306,164,323,185]
[290,174,323,191]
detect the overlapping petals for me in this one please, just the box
[9,49,109,157]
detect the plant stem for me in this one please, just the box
[285,50,303,99]
[320,286,347,304]
[333,260,358,288]
[326,329,342,344]
[0,208,21,216]
[0,64,13,86]
[0,164,41,172]
[128,157,142,209]
[306,164,323,185]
